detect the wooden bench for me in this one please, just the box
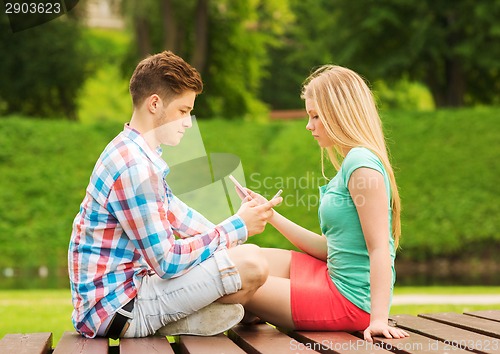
[1,310,499,353]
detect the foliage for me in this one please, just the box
[388,108,499,259]
[76,28,133,124]
[0,117,120,269]
[373,79,435,111]
[259,0,437,111]
[77,64,132,124]
[82,27,131,65]
[259,0,337,109]
[0,109,498,271]
[119,0,293,119]
[327,0,500,107]
[0,13,90,120]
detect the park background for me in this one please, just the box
[0,0,499,344]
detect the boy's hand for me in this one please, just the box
[235,187,274,205]
[237,196,282,236]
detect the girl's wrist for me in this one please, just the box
[370,315,389,324]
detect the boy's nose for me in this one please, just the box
[183,115,193,128]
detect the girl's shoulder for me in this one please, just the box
[341,147,385,183]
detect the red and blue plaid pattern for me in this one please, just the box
[68,124,247,338]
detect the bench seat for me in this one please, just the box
[1,310,499,353]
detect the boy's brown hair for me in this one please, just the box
[129,51,203,107]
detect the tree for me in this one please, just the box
[328,0,500,107]
[260,0,338,109]
[0,11,90,119]
[121,0,293,119]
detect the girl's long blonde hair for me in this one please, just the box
[301,65,401,247]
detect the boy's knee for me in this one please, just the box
[230,244,269,289]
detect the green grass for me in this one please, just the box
[390,304,500,316]
[0,290,73,345]
[394,286,500,295]
[1,288,499,346]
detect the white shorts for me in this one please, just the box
[98,249,241,338]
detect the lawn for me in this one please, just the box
[1,288,499,346]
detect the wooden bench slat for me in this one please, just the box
[391,314,500,354]
[178,334,247,354]
[371,329,472,354]
[465,310,500,323]
[120,336,175,354]
[229,324,320,354]
[0,333,52,354]
[52,331,109,354]
[290,331,391,354]
[419,312,500,339]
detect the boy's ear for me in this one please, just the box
[147,94,161,114]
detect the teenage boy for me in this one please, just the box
[68,51,282,339]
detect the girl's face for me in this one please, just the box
[305,98,333,148]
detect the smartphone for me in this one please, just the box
[228,174,250,198]
[272,189,283,200]
[229,175,283,202]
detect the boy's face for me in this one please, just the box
[154,91,196,146]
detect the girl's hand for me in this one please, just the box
[235,187,282,223]
[363,320,409,342]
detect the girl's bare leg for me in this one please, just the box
[261,248,292,278]
[244,248,295,329]
[244,275,295,328]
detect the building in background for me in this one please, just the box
[84,0,124,29]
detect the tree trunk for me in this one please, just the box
[445,58,465,107]
[191,0,209,74]
[162,0,177,52]
[425,64,446,108]
[425,58,466,107]
[134,16,152,58]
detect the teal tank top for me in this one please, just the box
[319,147,396,313]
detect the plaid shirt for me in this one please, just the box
[68,124,247,338]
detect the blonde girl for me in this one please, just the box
[242,65,409,341]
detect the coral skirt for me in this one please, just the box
[290,251,370,331]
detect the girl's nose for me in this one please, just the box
[306,119,314,131]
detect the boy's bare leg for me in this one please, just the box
[217,244,269,305]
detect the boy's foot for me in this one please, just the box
[155,302,244,336]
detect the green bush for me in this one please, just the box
[0,15,90,120]
[0,108,498,270]
[0,117,121,268]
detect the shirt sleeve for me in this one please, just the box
[106,162,248,279]
[168,194,216,238]
[341,148,385,188]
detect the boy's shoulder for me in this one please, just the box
[98,132,145,173]
[89,133,144,185]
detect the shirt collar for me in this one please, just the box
[122,124,170,176]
